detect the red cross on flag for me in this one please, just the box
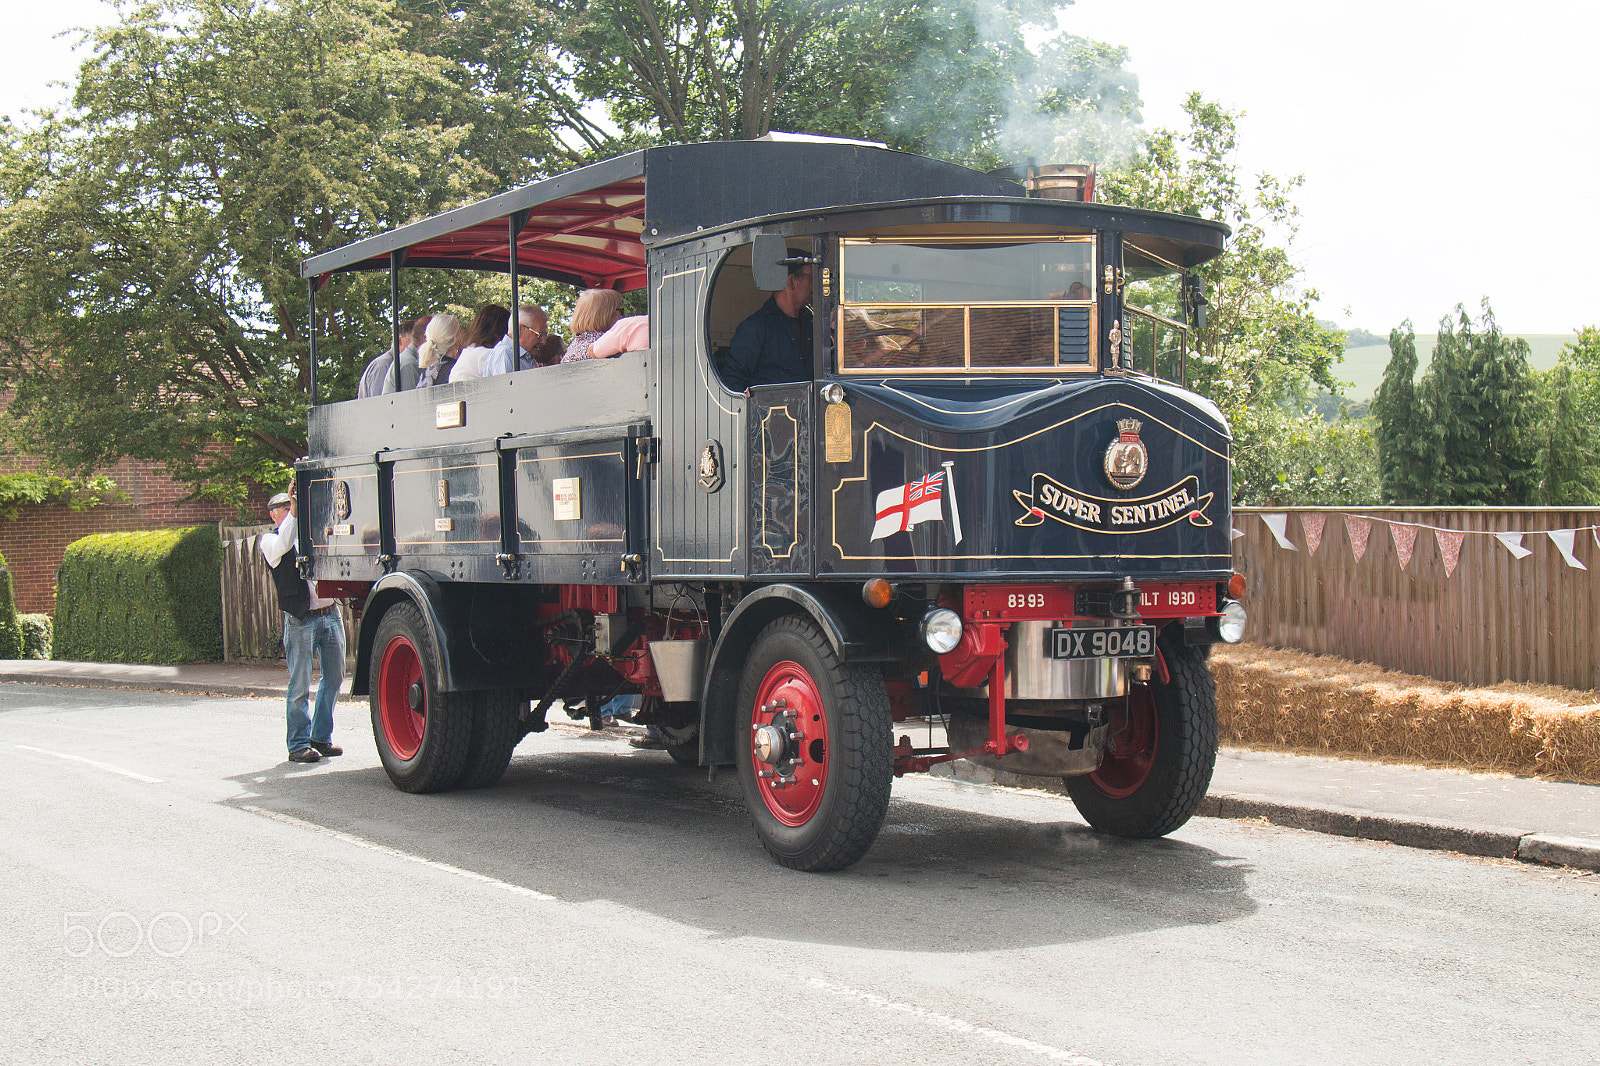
[871,471,946,541]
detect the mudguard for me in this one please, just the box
[353,571,546,696]
[698,583,899,766]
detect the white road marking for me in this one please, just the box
[805,978,1106,1065]
[15,744,164,784]
[239,805,557,901]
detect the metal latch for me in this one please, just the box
[635,437,660,479]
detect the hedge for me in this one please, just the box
[0,551,19,659]
[53,526,224,663]
[20,614,52,660]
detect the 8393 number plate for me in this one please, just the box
[1050,625,1156,660]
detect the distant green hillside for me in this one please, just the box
[1335,334,1573,400]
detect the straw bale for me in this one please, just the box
[1211,643,1600,784]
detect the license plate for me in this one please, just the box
[1049,625,1156,660]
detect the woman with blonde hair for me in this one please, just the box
[560,288,623,364]
[415,312,463,387]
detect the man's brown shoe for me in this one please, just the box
[309,741,343,757]
[289,747,322,763]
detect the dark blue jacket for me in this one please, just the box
[723,297,812,390]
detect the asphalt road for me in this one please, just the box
[3,682,1596,1066]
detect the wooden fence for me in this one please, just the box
[219,524,355,664]
[1233,506,1600,691]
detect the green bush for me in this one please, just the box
[53,526,223,663]
[0,550,19,659]
[20,614,52,660]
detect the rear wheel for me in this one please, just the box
[661,724,700,768]
[1065,630,1217,837]
[734,616,892,871]
[371,603,473,794]
[456,689,524,789]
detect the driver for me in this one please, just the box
[722,263,812,390]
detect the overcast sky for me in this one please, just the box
[5,0,1596,336]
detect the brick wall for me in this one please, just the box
[0,392,270,615]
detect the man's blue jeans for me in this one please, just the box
[284,611,345,754]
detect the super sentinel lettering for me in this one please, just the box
[1111,485,1194,527]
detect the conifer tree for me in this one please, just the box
[1370,323,1430,503]
[1420,305,1537,505]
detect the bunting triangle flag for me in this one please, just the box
[1495,531,1533,559]
[1548,529,1588,570]
[1435,529,1466,577]
[1301,513,1326,556]
[1231,527,1245,541]
[1390,522,1419,569]
[1261,513,1296,550]
[1346,515,1373,563]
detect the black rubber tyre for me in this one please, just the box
[370,603,473,794]
[1065,629,1218,837]
[734,616,892,872]
[455,689,524,789]
[662,725,700,768]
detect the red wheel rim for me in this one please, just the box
[1089,682,1157,799]
[749,660,830,827]
[378,636,425,760]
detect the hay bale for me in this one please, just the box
[1211,643,1600,784]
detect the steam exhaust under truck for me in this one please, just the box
[297,139,1244,871]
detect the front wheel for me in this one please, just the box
[734,616,892,871]
[1065,630,1218,837]
[370,603,474,794]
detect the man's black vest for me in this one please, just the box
[269,543,311,621]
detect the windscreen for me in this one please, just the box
[838,237,1095,372]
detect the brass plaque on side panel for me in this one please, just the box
[435,401,465,429]
[824,402,853,463]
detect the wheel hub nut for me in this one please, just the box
[753,723,788,765]
[407,682,424,712]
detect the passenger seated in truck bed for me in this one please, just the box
[450,304,511,381]
[590,315,648,358]
[561,289,623,364]
[416,313,463,387]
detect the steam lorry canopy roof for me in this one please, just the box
[300,141,1229,291]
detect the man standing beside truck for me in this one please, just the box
[261,489,345,764]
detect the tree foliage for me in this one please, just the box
[1098,94,1349,503]
[542,0,1143,167]
[0,0,555,507]
[1371,305,1541,505]
[1369,323,1429,504]
[0,473,121,521]
[1230,406,1379,507]
[1527,327,1600,505]
[0,0,1149,505]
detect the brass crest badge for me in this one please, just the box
[1103,418,1148,490]
[334,480,352,521]
[698,439,724,492]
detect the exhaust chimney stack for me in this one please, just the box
[1017,163,1096,202]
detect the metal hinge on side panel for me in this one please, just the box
[635,437,660,480]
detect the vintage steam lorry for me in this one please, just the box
[296,138,1246,871]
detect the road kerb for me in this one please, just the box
[1200,792,1528,859]
[1516,833,1600,873]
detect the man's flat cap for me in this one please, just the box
[267,492,292,510]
